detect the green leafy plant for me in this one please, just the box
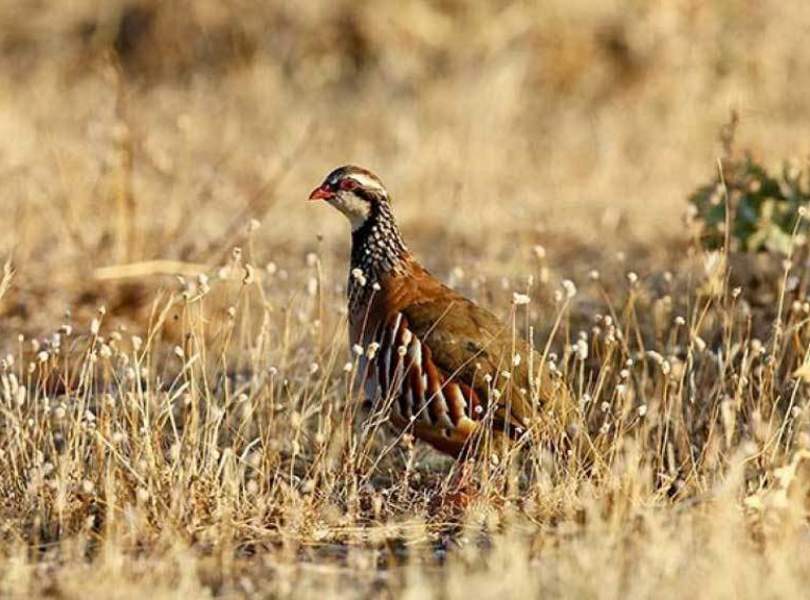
[689,121,810,254]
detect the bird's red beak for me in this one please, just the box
[308,185,334,201]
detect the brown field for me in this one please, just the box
[2,1,810,598]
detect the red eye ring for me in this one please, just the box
[339,178,358,191]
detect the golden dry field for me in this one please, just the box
[2,1,810,598]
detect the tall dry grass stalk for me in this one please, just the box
[0,258,13,305]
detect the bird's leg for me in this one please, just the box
[434,456,478,514]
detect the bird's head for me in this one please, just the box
[309,165,390,230]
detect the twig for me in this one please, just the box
[94,259,210,280]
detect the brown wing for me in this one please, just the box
[400,294,545,435]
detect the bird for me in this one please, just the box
[309,165,572,458]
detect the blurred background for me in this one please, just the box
[1,0,809,334]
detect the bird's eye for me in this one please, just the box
[339,178,358,191]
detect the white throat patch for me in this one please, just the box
[330,193,371,230]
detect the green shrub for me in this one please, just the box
[689,146,810,254]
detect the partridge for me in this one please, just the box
[309,166,570,457]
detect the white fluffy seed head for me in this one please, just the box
[512,292,531,305]
[575,340,588,361]
[562,279,577,298]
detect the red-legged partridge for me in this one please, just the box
[310,166,570,457]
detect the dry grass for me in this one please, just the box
[2,1,810,597]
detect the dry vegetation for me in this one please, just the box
[2,1,810,597]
